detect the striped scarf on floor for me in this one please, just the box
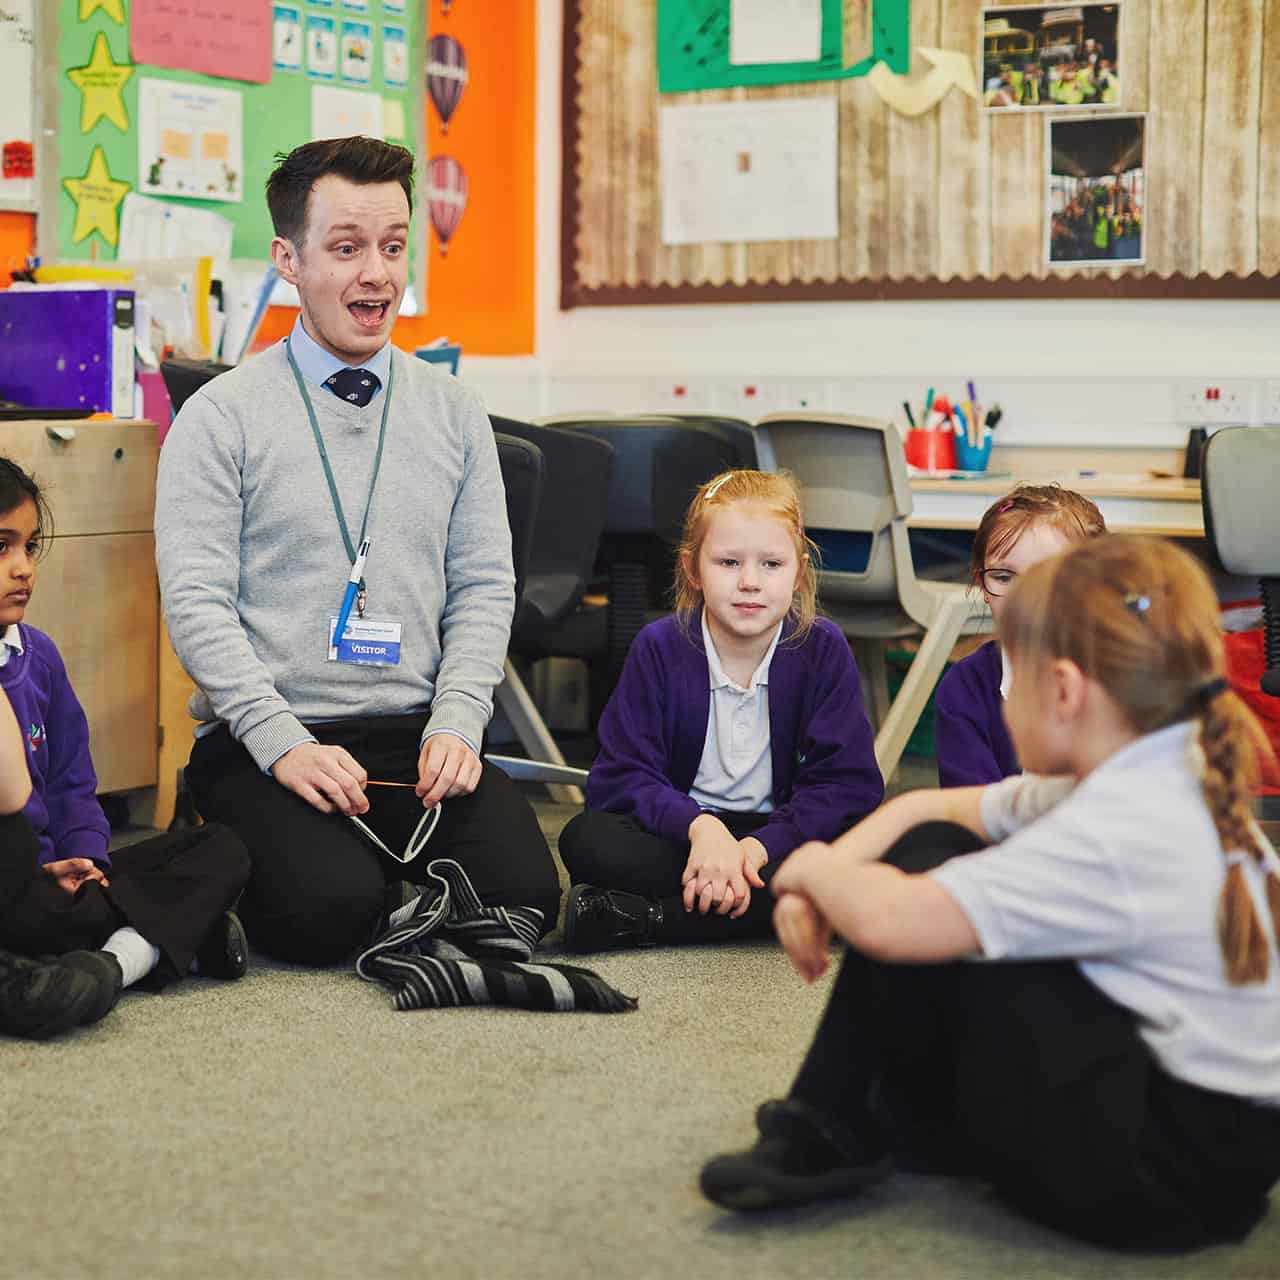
[355,858,637,1014]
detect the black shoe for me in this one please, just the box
[54,950,124,1025]
[194,911,249,980]
[700,1098,894,1213]
[563,884,662,953]
[0,950,102,1039]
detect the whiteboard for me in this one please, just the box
[0,0,35,208]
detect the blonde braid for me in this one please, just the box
[1200,694,1277,983]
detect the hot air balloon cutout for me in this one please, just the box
[428,155,468,256]
[427,35,468,134]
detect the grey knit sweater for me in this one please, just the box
[155,340,513,770]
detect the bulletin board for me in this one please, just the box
[562,0,1280,306]
[52,0,424,274]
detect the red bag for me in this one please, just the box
[1223,617,1280,794]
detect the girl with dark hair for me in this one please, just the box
[0,458,251,1028]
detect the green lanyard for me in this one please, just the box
[286,339,394,602]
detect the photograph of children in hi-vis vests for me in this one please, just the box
[982,2,1121,111]
[1046,113,1146,267]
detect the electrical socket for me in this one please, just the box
[651,379,710,412]
[1263,379,1280,424]
[1173,379,1255,426]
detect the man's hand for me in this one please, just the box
[416,734,481,808]
[271,742,368,815]
[774,892,832,983]
[43,858,108,895]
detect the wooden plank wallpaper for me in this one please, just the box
[562,0,1280,305]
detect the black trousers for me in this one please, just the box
[185,716,561,966]
[789,821,1280,1251]
[0,812,249,984]
[558,808,778,945]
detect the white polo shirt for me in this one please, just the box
[688,614,780,815]
[932,722,1280,1104]
[0,623,22,669]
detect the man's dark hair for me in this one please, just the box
[266,136,415,245]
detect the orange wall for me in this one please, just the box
[0,212,36,286]
[258,2,536,356]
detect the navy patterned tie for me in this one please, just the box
[324,367,380,407]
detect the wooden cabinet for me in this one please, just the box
[3,419,159,794]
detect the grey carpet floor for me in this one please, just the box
[1,792,1275,1279]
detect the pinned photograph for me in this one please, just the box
[1047,113,1145,266]
[982,3,1120,111]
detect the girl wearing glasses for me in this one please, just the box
[935,485,1105,787]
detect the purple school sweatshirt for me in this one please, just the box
[0,625,111,867]
[934,640,1019,788]
[587,613,884,862]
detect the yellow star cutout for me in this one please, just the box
[67,32,134,133]
[62,146,131,248]
[79,0,126,22]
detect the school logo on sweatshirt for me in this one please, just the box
[26,722,44,752]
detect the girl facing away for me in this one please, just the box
[701,534,1280,1252]
[558,469,884,952]
[0,458,251,1034]
[935,484,1106,787]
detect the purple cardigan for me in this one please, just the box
[934,640,1019,788]
[0,625,110,867]
[587,613,883,862]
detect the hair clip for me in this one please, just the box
[703,473,734,502]
[1123,591,1151,616]
[1224,850,1249,868]
[997,499,1015,513]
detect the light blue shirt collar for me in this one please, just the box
[287,317,391,402]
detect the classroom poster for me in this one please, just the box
[306,13,337,79]
[130,0,272,85]
[340,19,372,85]
[272,5,302,73]
[730,0,822,66]
[1,0,37,205]
[137,77,244,202]
[659,97,838,244]
[311,84,382,141]
[383,25,408,88]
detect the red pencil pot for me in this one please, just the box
[904,429,956,472]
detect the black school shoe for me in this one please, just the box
[54,950,124,1025]
[0,950,103,1039]
[563,884,663,952]
[700,1097,894,1213]
[194,911,249,980]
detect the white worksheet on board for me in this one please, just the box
[660,96,838,245]
[729,0,822,65]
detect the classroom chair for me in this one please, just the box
[160,357,233,417]
[487,431,591,804]
[488,417,615,805]
[755,412,991,783]
[1201,425,1280,822]
[552,416,748,684]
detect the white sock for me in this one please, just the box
[101,927,161,988]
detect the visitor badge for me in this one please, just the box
[328,616,403,665]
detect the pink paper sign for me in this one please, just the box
[131,0,272,85]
